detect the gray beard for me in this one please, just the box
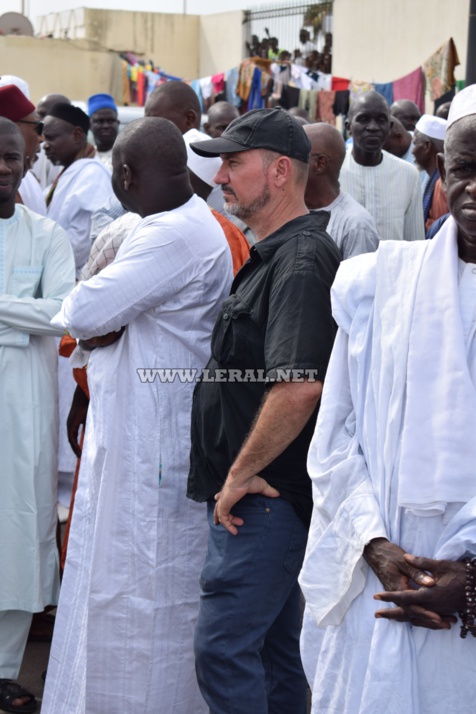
[223,182,271,221]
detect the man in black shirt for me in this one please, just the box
[187,107,340,714]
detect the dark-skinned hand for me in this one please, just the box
[67,385,90,458]
[364,538,451,630]
[79,326,125,351]
[363,538,435,592]
[373,554,465,630]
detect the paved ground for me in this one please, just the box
[2,516,312,713]
[16,638,50,713]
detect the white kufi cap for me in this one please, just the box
[183,128,221,187]
[447,84,476,129]
[0,75,30,99]
[414,114,447,140]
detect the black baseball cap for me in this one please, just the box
[190,107,311,164]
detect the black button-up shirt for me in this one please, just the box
[187,212,340,526]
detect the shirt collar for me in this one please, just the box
[251,212,330,263]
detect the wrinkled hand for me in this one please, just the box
[374,554,466,630]
[79,326,125,351]
[67,385,89,458]
[214,475,280,535]
[364,538,435,592]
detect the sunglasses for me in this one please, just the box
[17,119,44,136]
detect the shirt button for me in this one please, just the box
[303,230,310,236]
[223,313,229,320]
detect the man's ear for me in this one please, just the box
[437,152,446,189]
[273,155,293,187]
[186,109,198,130]
[73,126,85,144]
[314,154,328,175]
[122,163,132,190]
[22,155,30,178]
[204,122,211,136]
[345,118,351,136]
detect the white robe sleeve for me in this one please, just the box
[404,167,425,241]
[52,220,200,340]
[299,328,387,627]
[0,224,75,339]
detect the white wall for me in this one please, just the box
[199,10,246,78]
[333,0,469,85]
[0,35,123,104]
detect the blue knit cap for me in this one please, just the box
[87,93,117,116]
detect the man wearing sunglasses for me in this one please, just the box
[0,84,47,216]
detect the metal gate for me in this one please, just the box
[243,1,333,67]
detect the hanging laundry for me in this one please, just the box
[137,68,146,106]
[307,90,319,121]
[423,38,460,101]
[121,59,130,105]
[237,58,273,102]
[374,82,394,106]
[313,72,332,91]
[333,90,350,117]
[434,87,455,114]
[278,84,300,109]
[270,62,291,87]
[349,80,374,103]
[225,67,241,107]
[212,73,225,94]
[248,67,265,110]
[317,90,336,125]
[331,76,350,92]
[190,80,204,112]
[298,89,311,113]
[393,67,425,112]
[199,77,214,100]
[145,71,158,100]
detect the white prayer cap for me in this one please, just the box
[447,84,476,129]
[183,128,221,187]
[414,114,447,140]
[0,75,30,99]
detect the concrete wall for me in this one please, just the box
[4,9,245,105]
[0,35,123,104]
[333,0,469,84]
[83,8,200,79]
[34,8,246,81]
[198,10,245,77]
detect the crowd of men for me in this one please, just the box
[247,27,332,74]
[0,69,475,714]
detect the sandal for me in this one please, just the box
[0,679,37,713]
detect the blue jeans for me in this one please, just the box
[194,494,308,714]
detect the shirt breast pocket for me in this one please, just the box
[11,266,43,298]
[211,294,252,366]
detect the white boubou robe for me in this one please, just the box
[47,156,114,476]
[0,205,75,612]
[299,218,476,714]
[46,157,113,274]
[42,194,232,714]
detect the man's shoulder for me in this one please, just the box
[381,150,419,179]
[63,157,111,183]
[333,192,377,226]
[272,213,341,267]
[16,204,63,234]
[332,239,430,329]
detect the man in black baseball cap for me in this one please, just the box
[187,107,341,714]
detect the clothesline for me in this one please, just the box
[118,37,460,126]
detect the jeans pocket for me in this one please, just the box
[283,521,308,575]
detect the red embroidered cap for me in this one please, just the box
[0,84,36,121]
